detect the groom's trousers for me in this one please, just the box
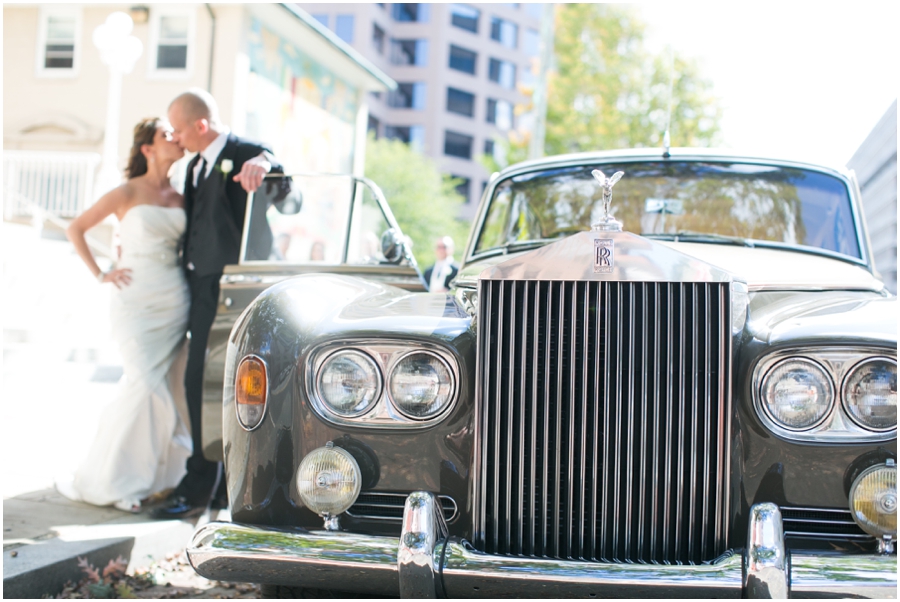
[177,271,221,504]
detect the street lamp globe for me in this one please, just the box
[93,11,144,195]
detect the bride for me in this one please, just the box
[57,118,192,512]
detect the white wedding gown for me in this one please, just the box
[58,205,192,509]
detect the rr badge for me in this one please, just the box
[594,239,614,273]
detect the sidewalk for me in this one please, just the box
[2,220,209,598]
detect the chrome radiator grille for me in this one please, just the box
[475,280,732,565]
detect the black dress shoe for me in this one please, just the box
[149,495,206,519]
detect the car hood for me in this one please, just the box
[458,239,885,293]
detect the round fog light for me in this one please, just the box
[849,463,897,540]
[296,443,361,517]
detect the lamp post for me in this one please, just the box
[93,12,143,196]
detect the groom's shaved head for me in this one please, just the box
[168,88,223,152]
[170,88,221,128]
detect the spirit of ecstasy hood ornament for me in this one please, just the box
[591,169,625,232]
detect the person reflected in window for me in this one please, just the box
[310,240,326,261]
[424,236,459,292]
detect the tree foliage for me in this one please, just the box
[364,134,471,269]
[545,4,721,155]
[483,4,723,170]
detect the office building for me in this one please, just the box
[847,99,898,294]
[300,3,544,217]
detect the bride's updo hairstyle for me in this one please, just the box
[125,118,162,179]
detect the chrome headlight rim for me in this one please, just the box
[751,347,897,443]
[314,348,383,419]
[306,340,462,429]
[386,349,457,421]
[841,357,897,433]
[759,356,835,432]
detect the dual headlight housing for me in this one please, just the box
[311,341,459,427]
[755,349,896,441]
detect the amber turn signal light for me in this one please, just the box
[236,355,268,430]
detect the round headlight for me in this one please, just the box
[842,358,897,432]
[296,443,361,516]
[849,463,897,540]
[317,350,381,417]
[388,352,455,419]
[761,358,834,430]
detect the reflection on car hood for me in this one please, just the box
[656,242,884,292]
[458,239,885,293]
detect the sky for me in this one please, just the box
[637,2,899,167]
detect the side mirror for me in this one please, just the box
[380,228,405,264]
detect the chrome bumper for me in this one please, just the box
[187,495,897,598]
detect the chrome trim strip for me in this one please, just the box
[744,503,788,599]
[187,522,399,594]
[440,541,744,598]
[398,492,445,598]
[790,552,897,598]
[186,518,896,598]
[235,354,269,432]
[752,347,897,443]
[472,280,488,547]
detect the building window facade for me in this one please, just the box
[385,125,425,151]
[388,83,427,110]
[450,4,479,33]
[490,16,518,48]
[446,87,475,117]
[448,45,477,75]
[486,98,514,129]
[392,4,429,23]
[444,130,474,159]
[335,15,355,43]
[368,115,380,138]
[372,24,385,54]
[149,9,194,77]
[523,28,540,57]
[484,138,495,157]
[390,39,428,66]
[37,7,80,76]
[312,14,329,27]
[488,58,516,89]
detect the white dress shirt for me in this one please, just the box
[192,129,230,188]
[429,258,455,291]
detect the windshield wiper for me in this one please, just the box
[642,232,755,248]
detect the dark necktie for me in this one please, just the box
[196,157,208,189]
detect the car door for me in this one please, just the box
[200,174,425,461]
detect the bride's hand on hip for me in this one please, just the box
[102,268,133,289]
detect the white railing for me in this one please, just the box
[3,150,101,220]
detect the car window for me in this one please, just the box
[474,161,861,259]
[241,174,397,265]
[347,183,392,265]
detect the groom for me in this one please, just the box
[152,88,283,519]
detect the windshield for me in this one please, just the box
[242,174,396,265]
[474,161,861,260]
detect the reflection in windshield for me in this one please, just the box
[475,162,860,259]
[244,175,394,265]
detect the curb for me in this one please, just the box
[3,518,198,598]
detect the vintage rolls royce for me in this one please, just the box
[187,150,896,598]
